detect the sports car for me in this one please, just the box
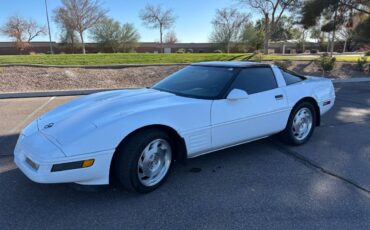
[14,61,335,193]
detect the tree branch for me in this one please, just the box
[339,0,370,15]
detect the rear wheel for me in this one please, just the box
[114,129,173,193]
[280,102,316,145]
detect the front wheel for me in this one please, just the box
[114,129,173,193]
[280,102,316,145]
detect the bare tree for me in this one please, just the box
[0,15,46,54]
[237,0,299,54]
[298,0,369,56]
[338,27,351,53]
[59,28,81,53]
[291,25,309,52]
[337,10,365,53]
[164,31,178,44]
[139,4,176,53]
[210,8,249,53]
[54,0,107,54]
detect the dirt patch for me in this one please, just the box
[265,60,370,79]
[0,65,183,93]
[0,62,369,93]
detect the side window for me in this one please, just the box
[281,69,306,85]
[231,67,277,94]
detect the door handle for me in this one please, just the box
[275,94,284,100]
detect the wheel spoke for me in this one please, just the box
[291,107,313,141]
[151,141,160,153]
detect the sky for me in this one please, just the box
[0,0,256,43]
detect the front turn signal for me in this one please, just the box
[82,159,95,168]
[51,159,95,172]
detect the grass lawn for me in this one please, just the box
[0,53,366,66]
[0,53,250,65]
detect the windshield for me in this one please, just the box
[152,66,237,99]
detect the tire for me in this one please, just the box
[280,102,316,145]
[113,128,173,193]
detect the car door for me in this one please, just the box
[211,66,290,149]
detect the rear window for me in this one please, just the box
[281,69,306,85]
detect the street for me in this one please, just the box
[0,82,369,229]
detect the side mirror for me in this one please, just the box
[227,89,248,100]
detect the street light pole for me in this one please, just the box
[45,0,54,54]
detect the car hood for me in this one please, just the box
[37,88,177,148]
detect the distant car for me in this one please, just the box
[14,61,335,193]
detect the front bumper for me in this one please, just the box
[14,132,115,185]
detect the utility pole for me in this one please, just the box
[45,0,53,54]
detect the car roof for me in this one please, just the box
[191,61,270,68]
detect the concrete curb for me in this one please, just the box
[0,63,188,69]
[331,77,370,83]
[1,78,369,99]
[0,59,366,68]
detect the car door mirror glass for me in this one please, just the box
[227,89,248,100]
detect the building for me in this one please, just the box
[136,42,217,53]
[0,42,218,55]
[0,42,59,55]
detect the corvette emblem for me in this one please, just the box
[44,123,54,129]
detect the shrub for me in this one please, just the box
[365,51,370,56]
[176,48,185,53]
[357,56,368,72]
[318,53,336,72]
[310,49,318,54]
[274,60,292,69]
[186,49,193,53]
[213,50,222,53]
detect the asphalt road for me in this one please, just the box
[0,83,370,229]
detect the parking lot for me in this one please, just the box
[0,82,370,229]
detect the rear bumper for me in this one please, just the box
[14,133,115,185]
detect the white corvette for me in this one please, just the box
[14,61,335,192]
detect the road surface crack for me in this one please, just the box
[272,142,370,195]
